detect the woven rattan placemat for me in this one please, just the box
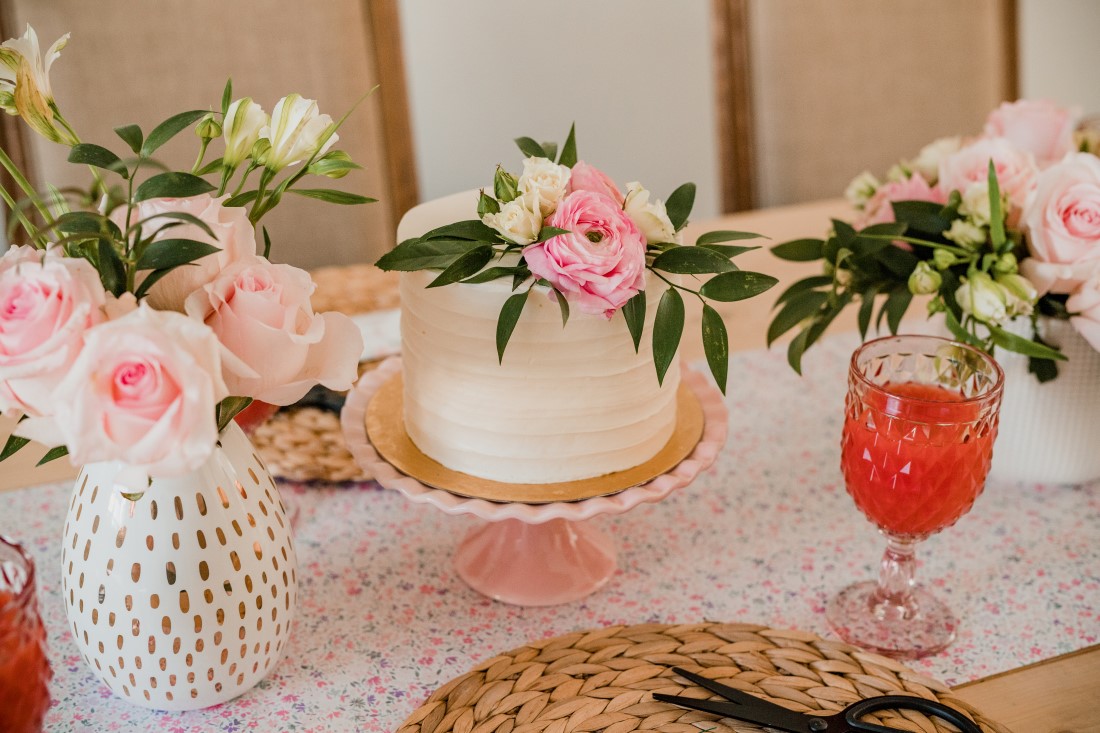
[397,622,1010,733]
[251,265,399,483]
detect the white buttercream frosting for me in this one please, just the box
[396,191,680,484]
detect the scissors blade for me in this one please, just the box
[658,667,815,733]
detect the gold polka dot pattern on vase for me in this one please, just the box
[61,422,298,711]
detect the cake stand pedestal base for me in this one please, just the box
[454,518,615,606]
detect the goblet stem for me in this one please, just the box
[871,536,919,621]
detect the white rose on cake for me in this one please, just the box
[624,181,680,244]
[517,156,570,217]
[482,196,542,245]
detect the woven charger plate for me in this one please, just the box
[251,265,399,483]
[397,623,1010,733]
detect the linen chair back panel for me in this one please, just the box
[1,0,414,267]
[740,0,1016,208]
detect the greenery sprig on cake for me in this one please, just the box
[377,126,778,393]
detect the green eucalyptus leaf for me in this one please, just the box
[422,219,500,241]
[652,288,685,386]
[287,188,376,205]
[114,124,143,154]
[774,275,833,306]
[221,78,233,116]
[136,238,220,270]
[134,172,216,202]
[142,109,208,156]
[698,243,760,258]
[376,238,483,271]
[665,183,696,231]
[891,200,952,234]
[461,266,515,284]
[496,291,529,363]
[37,445,69,466]
[833,219,858,246]
[0,433,30,461]
[135,267,173,299]
[558,123,578,167]
[699,270,779,301]
[536,226,570,243]
[68,144,127,178]
[771,238,824,261]
[223,190,259,207]
[989,324,1067,360]
[97,239,126,296]
[133,211,216,240]
[514,137,548,159]
[652,246,736,274]
[695,230,763,245]
[427,246,494,288]
[553,288,570,327]
[701,304,729,394]
[943,308,984,347]
[857,287,878,339]
[540,141,557,161]
[767,290,827,346]
[1028,355,1059,383]
[622,289,646,352]
[876,244,920,278]
[262,226,272,258]
[884,287,913,333]
[987,160,1007,252]
[216,396,253,433]
[478,191,500,217]
[55,211,107,234]
[786,328,812,375]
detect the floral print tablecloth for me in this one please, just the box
[2,333,1097,732]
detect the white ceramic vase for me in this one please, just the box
[990,317,1100,485]
[60,422,298,710]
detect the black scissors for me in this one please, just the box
[653,667,982,733]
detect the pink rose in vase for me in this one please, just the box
[938,137,1038,224]
[856,173,947,230]
[112,193,257,311]
[17,304,228,482]
[984,99,1081,168]
[523,190,646,316]
[185,258,362,405]
[567,161,624,205]
[0,248,106,419]
[1019,152,1100,294]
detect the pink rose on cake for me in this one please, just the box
[0,248,106,418]
[524,190,646,316]
[567,161,623,205]
[1019,153,1100,295]
[984,99,1081,168]
[17,304,227,485]
[185,258,362,405]
[113,193,257,311]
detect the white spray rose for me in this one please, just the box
[907,261,942,296]
[623,181,679,244]
[960,181,993,226]
[222,97,268,167]
[996,272,1038,317]
[482,196,542,245]
[261,94,337,171]
[945,219,986,248]
[844,171,880,207]
[956,272,1007,325]
[517,157,570,217]
[907,136,962,184]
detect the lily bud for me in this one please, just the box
[908,261,942,295]
[195,113,222,141]
[223,97,267,168]
[260,94,337,172]
[249,137,272,168]
[996,272,1038,317]
[0,25,76,144]
[307,150,358,179]
[494,165,519,203]
[956,271,1007,325]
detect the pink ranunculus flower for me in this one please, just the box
[523,190,646,316]
[184,258,363,405]
[984,99,1081,168]
[567,161,624,205]
[855,173,947,229]
[938,137,1038,224]
[1019,153,1100,294]
[0,249,106,418]
[112,193,257,311]
[16,304,228,481]
[1067,275,1100,352]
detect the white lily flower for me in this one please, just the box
[260,94,337,172]
[222,97,268,167]
[0,24,75,144]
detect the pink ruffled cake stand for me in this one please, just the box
[341,358,728,606]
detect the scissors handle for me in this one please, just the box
[843,695,982,733]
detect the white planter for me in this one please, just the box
[60,422,298,710]
[991,317,1100,485]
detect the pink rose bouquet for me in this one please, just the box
[773,98,1097,378]
[377,126,779,393]
[0,24,370,485]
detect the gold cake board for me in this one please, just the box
[365,373,704,504]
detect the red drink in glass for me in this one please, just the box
[841,381,997,539]
[0,537,51,733]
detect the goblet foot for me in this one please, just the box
[826,580,957,659]
[454,518,615,606]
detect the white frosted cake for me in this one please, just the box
[397,191,680,484]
